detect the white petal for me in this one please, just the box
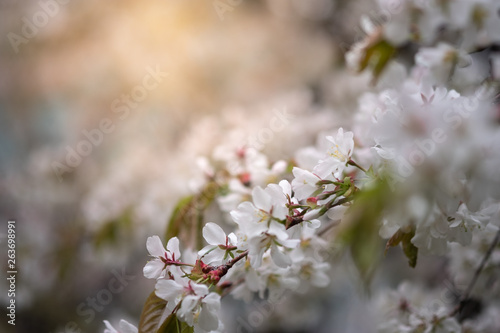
[313,158,341,179]
[146,235,166,257]
[248,245,266,269]
[198,305,219,331]
[179,295,199,315]
[119,320,138,333]
[155,279,183,302]
[200,248,224,265]
[280,238,300,248]
[303,208,322,221]
[270,243,291,268]
[103,320,118,333]
[312,271,330,288]
[227,232,238,245]
[203,223,226,245]
[197,244,216,257]
[326,205,348,221]
[245,267,262,292]
[166,237,181,260]
[307,219,321,229]
[191,282,209,297]
[143,260,164,279]
[203,292,221,308]
[279,180,292,197]
[267,222,288,239]
[230,202,258,228]
[252,186,272,211]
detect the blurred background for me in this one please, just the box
[0,0,429,332]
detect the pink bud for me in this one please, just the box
[307,197,318,205]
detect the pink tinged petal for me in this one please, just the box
[119,320,138,333]
[155,279,183,302]
[198,305,219,331]
[252,186,272,211]
[147,235,166,257]
[270,243,292,268]
[166,237,181,260]
[203,222,226,245]
[143,260,164,279]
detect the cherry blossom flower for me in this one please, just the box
[156,277,221,332]
[314,128,354,179]
[230,183,288,236]
[247,222,300,268]
[198,222,238,265]
[291,167,322,201]
[143,236,183,279]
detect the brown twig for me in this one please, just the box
[449,229,500,317]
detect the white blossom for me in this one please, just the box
[314,128,354,179]
[143,236,183,279]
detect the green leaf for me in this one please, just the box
[165,195,195,242]
[157,313,194,333]
[94,209,133,249]
[164,181,221,249]
[402,229,418,268]
[359,39,396,83]
[138,292,168,333]
[385,227,418,268]
[338,180,390,287]
[385,228,405,255]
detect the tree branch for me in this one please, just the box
[449,229,500,317]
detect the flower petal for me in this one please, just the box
[252,186,272,211]
[166,237,181,260]
[155,279,183,302]
[203,222,227,245]
[146,235,166,257]
[198,304,219,331]
[270,243,292,268]
[103,320,118,333]
[143,260,164,279]
[119,319,138,333]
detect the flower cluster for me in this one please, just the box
[138,127,360,331]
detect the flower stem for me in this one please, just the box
[226,250,249,269]
[347,159,367,173]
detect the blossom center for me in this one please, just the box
[329,144,348,161]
